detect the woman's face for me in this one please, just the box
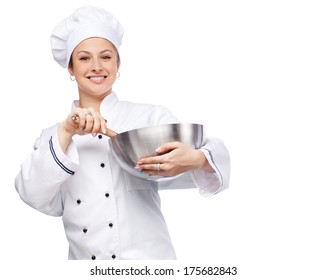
[68,37,120,100]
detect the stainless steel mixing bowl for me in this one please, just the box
[109,123,205,181]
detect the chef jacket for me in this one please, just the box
[15,92,230,260]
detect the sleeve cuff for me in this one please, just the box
[49,132,79,175]
[190,138,230,197]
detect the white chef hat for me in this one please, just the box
[50,6,124,68]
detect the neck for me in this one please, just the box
[79,90,112,112]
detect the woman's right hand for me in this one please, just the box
[57,107,113,153]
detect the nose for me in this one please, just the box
[91,59,102,72]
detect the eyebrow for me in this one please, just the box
[76,49,114,55]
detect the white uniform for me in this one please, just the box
[15,92,230,260]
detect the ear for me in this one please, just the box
[68,65,74,76]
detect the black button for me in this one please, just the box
[83,228,88,233]
[112,254,116,259]
[91,255,96,260]
[100,163,105,168]
[77,199,81,204]
[109,223,113,228]
[105,193,110,198]
[98,134,103,139]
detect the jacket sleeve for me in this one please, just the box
[15,125,79,216]
[190,137,230,196]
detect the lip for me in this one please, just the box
[87,75,107,83]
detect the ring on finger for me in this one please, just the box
[85,111,92,116]
[157,163,161,171]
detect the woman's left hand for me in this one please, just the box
[135,142,211,177]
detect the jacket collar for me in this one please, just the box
[100,92,119,114]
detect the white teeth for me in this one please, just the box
[90,76,104,80]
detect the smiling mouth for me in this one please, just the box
[88,76,107,81]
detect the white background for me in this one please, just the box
[1,0,325,279]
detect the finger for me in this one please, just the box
[83,110,94,133]
[73,108,87,130]
[137,154,165,165]
[142,170,164,176]
[87,108,101,135]
[155,141,181,155]
[100,117,108,135]
[136,163,164,172]
[137,165,169,177]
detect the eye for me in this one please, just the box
[79,56,90,61]
[101,55,112,60]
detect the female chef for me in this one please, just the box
[15,6,230,260]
